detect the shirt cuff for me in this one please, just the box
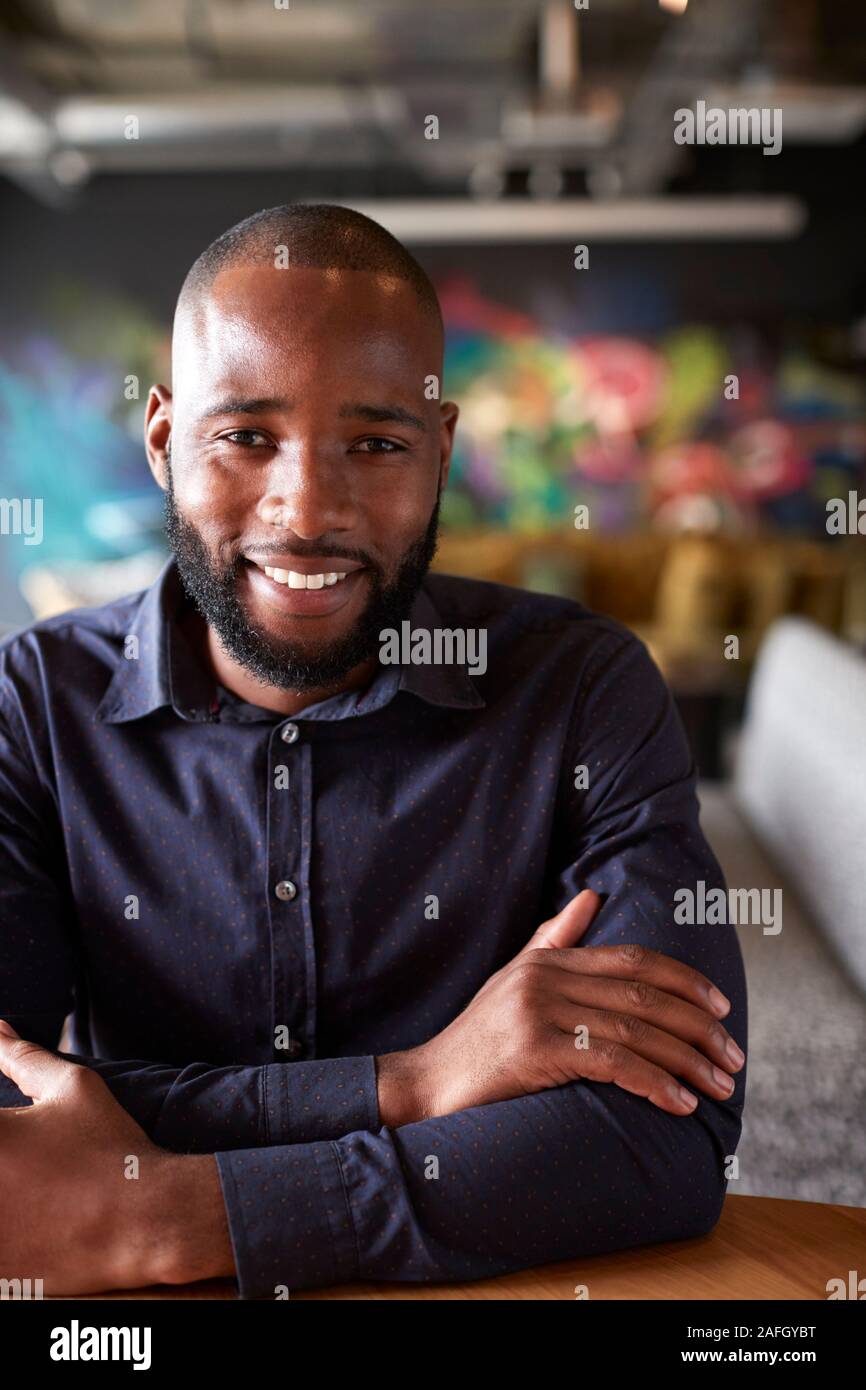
[269,1054,379,1144]
[215,1140,358,1298]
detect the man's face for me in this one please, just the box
[148,263,456,691]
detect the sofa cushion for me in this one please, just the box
[733,617,866,996]
[698,781,866,1206]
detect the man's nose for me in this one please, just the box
[257,448,356,538]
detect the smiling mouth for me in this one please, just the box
[261,566,353,589]
[242,558,367,616]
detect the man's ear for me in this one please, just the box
[438,400,459,495]
[144,384,173,490]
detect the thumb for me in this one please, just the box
[521,888,604,954]
[0,1020,69,1102]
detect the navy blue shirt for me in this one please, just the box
[0,557,746,1297]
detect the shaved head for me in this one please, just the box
[176,201,443,341]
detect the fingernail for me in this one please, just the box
[713,1067,735,1094]
[708,987,731,1017]
[678,1087,698,1111]
[0,1019,19,1037]
[725,1039,745,1067]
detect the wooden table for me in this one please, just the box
[60,1195,866,1301]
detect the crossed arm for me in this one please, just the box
[0,968,743,1296]
[0,897,746,1297]
[1,890,747,1295]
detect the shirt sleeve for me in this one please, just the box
[214,629,748,1297]
[0,690,379,1150]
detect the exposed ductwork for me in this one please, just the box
[0,0,862,207]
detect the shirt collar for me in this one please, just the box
[97,556,485,725]
[391,584,486,713]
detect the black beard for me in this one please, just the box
[163,459,441,693]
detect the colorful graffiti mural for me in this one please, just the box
[0,282,168,573]
[438,276,866,535]
[0,274,863,578]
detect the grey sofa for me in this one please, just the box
[697,616,866,1207]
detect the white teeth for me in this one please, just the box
[262,566,351,589]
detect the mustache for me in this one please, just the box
[237,544,375,568]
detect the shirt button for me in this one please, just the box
[281,723,300,744]
[274,879,297,901]
[284,1038,303,1060]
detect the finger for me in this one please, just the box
[529,968,744,1073]
[0,1033,72,1101]
[520,889,603,955]
[551,1003,738,1102]
[549,1027,702,1116]
[519,942,732,1019]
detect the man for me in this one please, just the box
[0,204,746,1297]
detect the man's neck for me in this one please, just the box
[180,606,379,716]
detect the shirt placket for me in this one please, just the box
[266,719,315,1064]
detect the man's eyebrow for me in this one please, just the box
[197,398,428,432]
[198,397,288,419]
[338,402,428,433]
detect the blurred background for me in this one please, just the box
[0,0,865,775]
[1,0,865,1200]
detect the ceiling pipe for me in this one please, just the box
[539,0,581,109]
[342,196,807,243]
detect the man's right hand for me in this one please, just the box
[376,889,745,1126]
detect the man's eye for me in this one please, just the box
[223,430,270,447]
[352,438,404,454]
